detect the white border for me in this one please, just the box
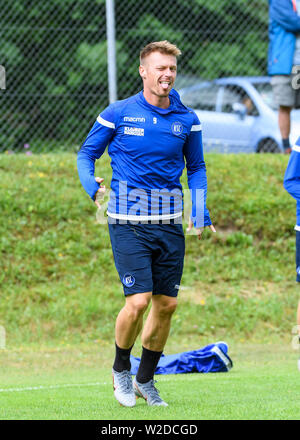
[211,346,232,371]
[292,144,300,153]
[107,211,182,221]
[191,124,202,132]
[97,115,115,129]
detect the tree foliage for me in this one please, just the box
[0,0,269,150]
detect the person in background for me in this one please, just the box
[283,137,300,370]
[268,0,300,154]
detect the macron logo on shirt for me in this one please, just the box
[124,116,145,122]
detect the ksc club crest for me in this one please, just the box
[171,121,183,136]
[122,273,135,287]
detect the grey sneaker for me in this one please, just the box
[112,369,136,407]
[133,377,168,407]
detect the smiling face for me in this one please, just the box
[139,51,177,108]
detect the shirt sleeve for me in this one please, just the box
[183,112,211,228]
[283,139,300,199]
[270,0,300,33]
[283,138,300,226]
[77,104,116,200]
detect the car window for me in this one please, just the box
[253,82,277,110]
[222,85,258,116]
[180,84,219,111]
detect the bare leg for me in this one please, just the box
[141,295,177,352]
[278,105,292,139]
[115,292,152,349]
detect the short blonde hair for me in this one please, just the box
[140,40,181,64]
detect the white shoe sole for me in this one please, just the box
[113,389,136,407]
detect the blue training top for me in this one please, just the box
[283,136,300,229]
[77,89,211,227]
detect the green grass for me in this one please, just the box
[0,152,299,345]
[1,152,299,420]
[0,342,299,420]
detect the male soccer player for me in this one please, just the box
[283,137,300,370]
[77,41,215,407]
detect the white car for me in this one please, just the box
[179,76,300,153]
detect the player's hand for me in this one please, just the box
[186,218,216,240]
[94,177,106,209]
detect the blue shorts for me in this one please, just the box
[296,231,300,283]
[108,221,185,297]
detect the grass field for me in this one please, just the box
[1,152,299,345]
[0,341,299,420]
[1,152,300,420]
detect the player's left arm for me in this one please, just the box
[183,112,216,240]
[283,144,300,201]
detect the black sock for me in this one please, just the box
[282,138,290,151]
[136,346,163,384]
[113,342,133,372]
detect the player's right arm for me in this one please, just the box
[77,105,116,203]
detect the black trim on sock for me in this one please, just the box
[136,346,163,384]
[113,342,133,372]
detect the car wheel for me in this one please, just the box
[257,138,281,153]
